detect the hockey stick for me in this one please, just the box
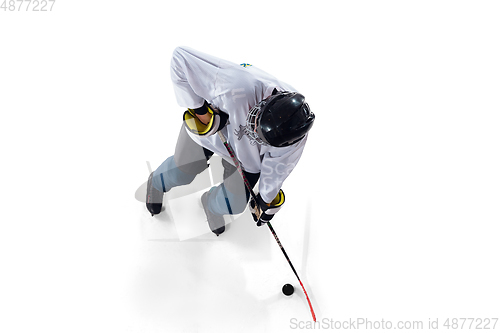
[217,130,317,322]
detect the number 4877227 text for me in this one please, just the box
[1,0,56,11]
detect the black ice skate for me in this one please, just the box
[201,190,225,236]
[146,172,163,216]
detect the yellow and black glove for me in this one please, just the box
[183,101,228,137]
[249,189,285,226]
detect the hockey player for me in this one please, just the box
[146,47,315,236]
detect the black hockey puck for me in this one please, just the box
[282,283,294,296]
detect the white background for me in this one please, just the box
[1,1,499,332]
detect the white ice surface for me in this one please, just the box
[2,1,500,332]
[134,162,313,332]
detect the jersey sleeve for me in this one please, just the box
[258,135,308,203]
[170,46,234,109]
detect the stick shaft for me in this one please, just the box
[267,221,316,322]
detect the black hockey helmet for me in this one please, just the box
[245,90,315,147]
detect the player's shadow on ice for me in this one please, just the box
[135,157,272,257]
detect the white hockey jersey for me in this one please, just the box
[170,46,308,203]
